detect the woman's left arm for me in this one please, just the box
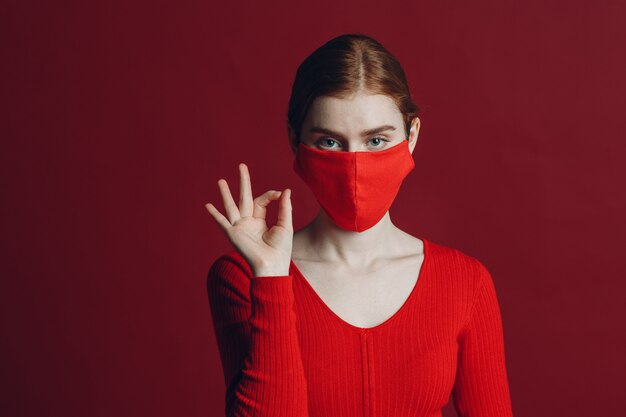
[452,263,515,417]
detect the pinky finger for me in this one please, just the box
[205,203,232,232]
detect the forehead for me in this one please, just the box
[305,93,402,127]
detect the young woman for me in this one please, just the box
[205,33,514,417]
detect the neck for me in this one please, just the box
[302,209,398,267]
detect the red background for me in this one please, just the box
[2,1,625,416]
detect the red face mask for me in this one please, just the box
[293,140,415,232]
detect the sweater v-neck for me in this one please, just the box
[289,238,429,333]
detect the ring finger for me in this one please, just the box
[217,179,241,224]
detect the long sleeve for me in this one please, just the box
[452,263,515,417]
[207,253,309,417]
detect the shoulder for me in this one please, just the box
[425,238,493,290]
[425,239,500,328]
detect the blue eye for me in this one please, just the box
[317,138,340,149]
[369,137,390,147]
[315,136,390,150]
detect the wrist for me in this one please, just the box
[253,266,290,277]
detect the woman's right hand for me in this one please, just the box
[205,163,293,277]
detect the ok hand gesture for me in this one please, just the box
[205,163,293,277]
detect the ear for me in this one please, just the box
[287,124,298,154]
[407,117,421,154]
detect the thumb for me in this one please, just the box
[275,188,292,232]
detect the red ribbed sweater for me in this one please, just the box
[207,238,514,417]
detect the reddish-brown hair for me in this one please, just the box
[287,33,420,145]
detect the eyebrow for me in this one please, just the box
[309,125,396,139]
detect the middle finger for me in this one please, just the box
[239,163,254,217]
